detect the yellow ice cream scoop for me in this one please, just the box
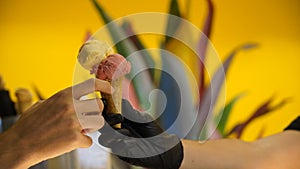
[77,39,113,70]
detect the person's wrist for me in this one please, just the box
[160,135,184,169]
[171,139,184,169]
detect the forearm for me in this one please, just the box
[181,130,300,169]
[252,130,300,169]
[180,139,260,169]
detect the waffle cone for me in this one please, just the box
[100,77,123,128]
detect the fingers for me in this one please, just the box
[64,131,92,149]
[75,98,104,116]
[121,99,154,124]
[71,78,115,132]
[73,78,113,99]
[74,98,105,133]
[78,114,105,133]
[78,134,93,148]
[94,78,114,94]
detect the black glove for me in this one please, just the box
[98,99,184,169]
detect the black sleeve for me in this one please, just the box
[284,116,300,131]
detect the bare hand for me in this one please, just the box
[0,78,112,168]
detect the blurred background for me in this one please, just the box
[0,0,299,141]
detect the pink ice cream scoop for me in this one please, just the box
[94,54,131,81]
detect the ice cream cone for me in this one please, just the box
[97,75,124,128]
[100,77,122,114]
[78,40,131,128]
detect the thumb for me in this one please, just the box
[78,134,93,148]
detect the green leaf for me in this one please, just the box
[198,0,214,100]
[31,84,45,100]
[186,43,258,140]
[185,0,192,19]
[164,0,182,45]
[227,96,290,138]
[121,21,156,82]
[157,51,199,138]
[91,0,155,109]
[215,93,245,136]
[91,0,130,55]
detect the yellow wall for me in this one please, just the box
[0,0,299,141]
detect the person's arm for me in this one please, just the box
[181,130,300,169]
[0,78,112,169]
[181,139,258,169]
[100,98,300,169]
